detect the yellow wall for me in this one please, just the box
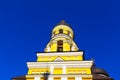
[68,77,75,80]
[54,77,61,80]
[63,30,68,34]
[28,68,91,75]
[52,25,73,38]
[61,56,83,61]
[63,42,70,51]
[82,77,92,80]
[67,68,91,74]
[37,56,57,62]
[40,77,45,80]
[37,55,83,62]
[53,68,62,74]
[28,68,50,74]
[55,31,59,34]
[25,76,92,80]
[51,43,57,52]
[26,77,34,80]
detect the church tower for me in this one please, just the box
[12,20,113,80]
[44,20,78,52]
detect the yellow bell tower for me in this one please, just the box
[44,20,78,52]
[12,20,113,80]
[25,20,93,80]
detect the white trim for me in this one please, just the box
[61,76,67,80]
[27,61,93,68]
[54,57,64,62]
[27,61,93,64]
[52,34,72,40]
[34,76,40,80]
[71,45,77,51]
[37,51,83,57]
[62,65,66,74]
[75,76,82,80]
[48,76,53,80]
[50,65,54,74]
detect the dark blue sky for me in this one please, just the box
[0,0,119,80]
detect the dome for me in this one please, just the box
[52,20,74,38]
[92,68,109,77]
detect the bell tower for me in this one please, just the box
[44,20,78,52]
[12,20,113,80]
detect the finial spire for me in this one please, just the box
[57,20,70,27]
[60,20,66,24]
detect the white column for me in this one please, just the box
[34,76,40,80]
[50,65,54,74]
[75,76,82,80]
[61,76,67,80]
[48,76,53,80]
[62,65,66,74]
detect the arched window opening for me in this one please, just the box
[59,29,63,33]
[57,40,63,52]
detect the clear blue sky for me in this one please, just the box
[0,0,119,80]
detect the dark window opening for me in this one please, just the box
[59,29,63,33]
[57,47,63,52]
[57,40,63,45]
[57,40,63,52]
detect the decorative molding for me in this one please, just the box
[54,57,64,62]
[37,51,83,57]
[75,76,82,80]
[52,24,73,35]
[26,74,92,77]
[27,61,93,68]
[34,76,40,80]
[52,34,72,40]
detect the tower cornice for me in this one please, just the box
[27,61,93,68]
[37,51,83,57]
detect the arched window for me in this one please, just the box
[59,29,63,33]
[57,40,63,52]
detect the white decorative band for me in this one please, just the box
[37,51,83,57]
